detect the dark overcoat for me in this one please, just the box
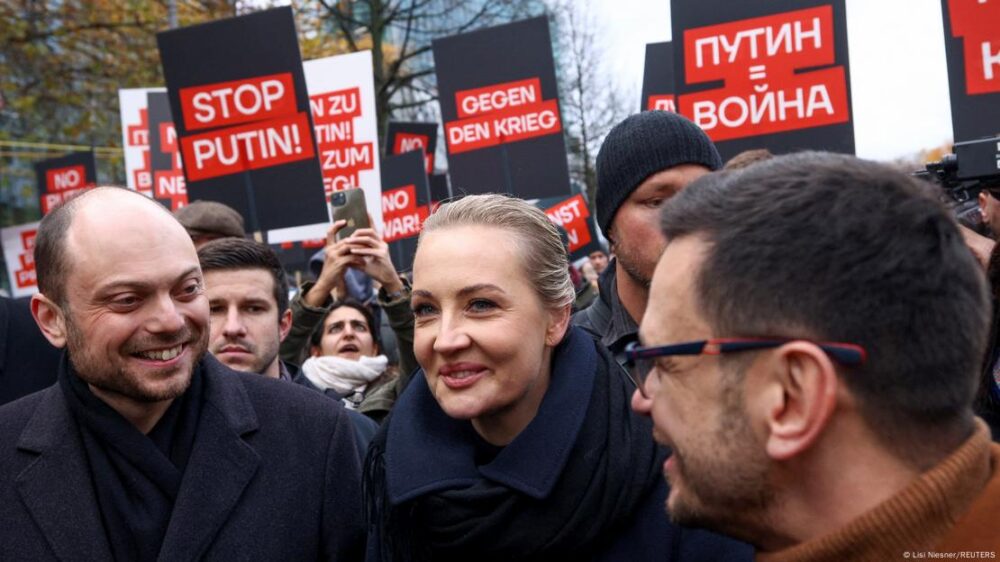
[0,354,365,561]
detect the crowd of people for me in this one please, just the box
[1,110,999,560]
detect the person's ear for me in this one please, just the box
[277,308,293,343]
[752,341,838,461]
[544,304,572,347]
[310,346,322,358]
[31,293,68,348]
[980,191,990,220]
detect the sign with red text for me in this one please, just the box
[147,91,188,210]
[381,150,431,272]
[119,88,162,198]
[387,121,438,174]
[157,7,327,234]
[532,194,601,262]
[1,221,40,298]
[672,1,854,159]
[433,16,571,199]
[292,50,383,244]
[34,152,97,215]
[941,0,1000,141]
[642,42,676,112]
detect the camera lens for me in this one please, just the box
[332,192,346,205]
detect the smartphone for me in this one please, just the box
[330,189,370,240]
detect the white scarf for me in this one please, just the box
[301,354,389,409]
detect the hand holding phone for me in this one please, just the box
[330,189,370,241]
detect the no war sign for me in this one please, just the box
[34,152,97,215]
[387,121,438,175]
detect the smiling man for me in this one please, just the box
[0,187,364,561]
[632,154,1000,560]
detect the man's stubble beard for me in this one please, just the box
[65,312,208,403]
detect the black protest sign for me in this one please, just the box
[157,7,327,233]
[534,194,601,262]
[147,91,187,209]
[429,173,451,209]
[34,151,97,215]
[381,150,431,272]
[386,121,438,175]
[433,16,571,199]
[940,0,1000,142]
[671,0,854,160]
[641,42,676,112]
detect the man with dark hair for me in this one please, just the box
[574,111,722,362]
[588,248,610,275]
[632,153,1000,558]
[0,187,364,560]
[197,238,292,379]
[197,237,377,448]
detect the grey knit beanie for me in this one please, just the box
[595,111,722,239]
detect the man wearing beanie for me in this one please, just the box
[574,111,722,362]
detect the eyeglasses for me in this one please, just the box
[623,338,867,398]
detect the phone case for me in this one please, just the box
[331,188,370,240]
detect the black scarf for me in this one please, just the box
[59,355,203,562]
[364,327,664,561]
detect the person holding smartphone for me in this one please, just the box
[280,220,418,423]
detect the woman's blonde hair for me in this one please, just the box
[419,194,575,309]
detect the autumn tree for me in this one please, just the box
[548,0,629,210]
[310,0,546,143]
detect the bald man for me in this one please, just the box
[0,187,364,561]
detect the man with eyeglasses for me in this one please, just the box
[631,152,1000,559]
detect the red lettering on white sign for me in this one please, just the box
[127,108,150,147]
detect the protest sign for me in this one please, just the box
[293,50,383,243]
[641,42,676,112]
[34,152,97,215]
[532,194,601,262]
[381,150,430,272]
[119,88,162,197]
[1,221,40,299]
[386,121,438,174]
[671,0,854,160]
[434,16,572,199]
[147,91,188,209]
[941,0,1000,142]
[429,173,451,210]
[157,7,327,235]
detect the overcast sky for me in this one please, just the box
[591,0,955,161]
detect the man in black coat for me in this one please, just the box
[573,111,723,364]
[0,187,364,561]
[0,296,61,405]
